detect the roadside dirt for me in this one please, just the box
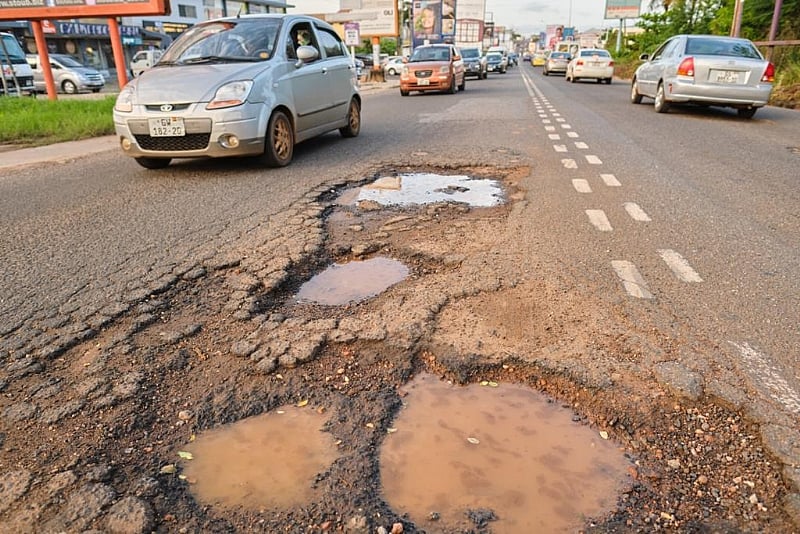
[0,165,797,533]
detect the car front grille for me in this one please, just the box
[415,70,432,78]
[133,133,210,151]
[86,74,104,84]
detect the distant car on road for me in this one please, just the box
[399,44,465,96]
[566,48,614,84]
[460,47,487,79]
[531,51,547,67]
[542,51,569,76]
[630,34,774,118]
[485,52,507,74]
[129,49,163,77]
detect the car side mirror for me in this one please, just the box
[296,45,319,65]
[639,53,649,60]
[453,55,461,61]
[402,57,408,63]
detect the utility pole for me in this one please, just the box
[731,0,745,37]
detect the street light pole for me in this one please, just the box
[568,0,573,27]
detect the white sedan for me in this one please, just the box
[566,48,614,84]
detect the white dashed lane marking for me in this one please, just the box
[586,155,603,165]
[586,210,613,231]
[600,174,621,186]
[548,134,561,140]
[545,126,556,131]
[575,142,588,149]
[572,179,592,193]
[567,132,579,138]
[658,249,703,282]
[623,202,651,222]
[612,261,654,299]
[562,159,578,169]
[561,124,572,129]
[554,145,568,152]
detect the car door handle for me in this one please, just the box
[321,67,328,74]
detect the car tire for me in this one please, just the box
[400,89,409,96]
[339,98,361,138]
[543,69,548,76]
[135,157,171,169]
[62,80,78,94]
[458,75,465,92]
[654,83,670,113]
[449,76,457,94]
[261,110,294,167]
[605,78,613,85]
[737,107,757,119]
[630,78,643,104]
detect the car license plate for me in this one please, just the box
[418,79,430,86]
[713,70,740,84]
[148,117,185,137]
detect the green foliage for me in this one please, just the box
[354,37,398,56]
[0,96,116,146]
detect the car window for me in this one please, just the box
[317,27,346,59]
[461,49,479,58]
[650,38,676,61]
[581,50,610,58]
[410,47,449,62]
[685,37,762,59]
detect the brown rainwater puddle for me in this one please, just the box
[296,256,409,305]
[380,374,633,532]
[179,405,339,510]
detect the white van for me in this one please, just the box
[0,32,35,96]
[129,50,163,77]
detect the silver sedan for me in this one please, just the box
[630,34,774,119]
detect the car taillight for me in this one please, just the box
[577,60,584,66]
[609,60,615,66]
[762,62,775,82]
[677,57,695,77]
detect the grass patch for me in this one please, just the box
[0,96,116,147]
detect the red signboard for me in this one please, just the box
[0,0,170,20]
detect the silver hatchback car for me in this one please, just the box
[113,14,361,169]
[630,34,774,119]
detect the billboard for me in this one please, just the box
[605,0,641,20]
[326,0,398,37]
[412,0,457,47]
[0,0,169,19]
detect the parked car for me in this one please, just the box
[399,43,465,96]
[566,48,614,84]
[113,14,361,169]
[460,47,487,79]
[630,34,774,118]
[542,51,570,76]
[130,49,163,77]
[26,53,105,94]
[485,52,507,74]
[383,56,405,76]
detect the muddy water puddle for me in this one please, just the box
[380,373,633,532]
[355,172,505,207]
[296,256,409,305]
[179,405,338,511]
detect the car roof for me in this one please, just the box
[204,13,337,31]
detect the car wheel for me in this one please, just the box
[388,68,396,75]
[654,83,670,113]
[400,89,409,96]
[737,107,757,119]
[543,69,548,76]
[606,78,613,85]
[62,80,78,94]
[261,110,294,167]
[339,98,361,138]
[458,75,465,91]
[630,78,643,104]
[448,76,457,94]
[501,67,507,74]
[134,157,171,169]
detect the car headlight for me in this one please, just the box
[207,80,253,110]
[114,85,135,113]
[401,66,409,75]
[439,65,450,74]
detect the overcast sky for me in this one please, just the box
[286,1,643,34]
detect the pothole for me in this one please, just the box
[295,256,410,306]
[178,404,339,511]
[379,373,634,532]
[353,172,506,207]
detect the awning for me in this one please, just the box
[140,29,173,47]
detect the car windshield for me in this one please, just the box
[1,34,26,61]
[410,47,450,62]
[486,53,502,61]
[685,37,762,59]
[550,52,569,59]
[461,49,480,59]
[580,50,610,58]
[161,19,281,63]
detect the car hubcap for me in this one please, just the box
[349,103,359,131]
[273,118,290,158]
